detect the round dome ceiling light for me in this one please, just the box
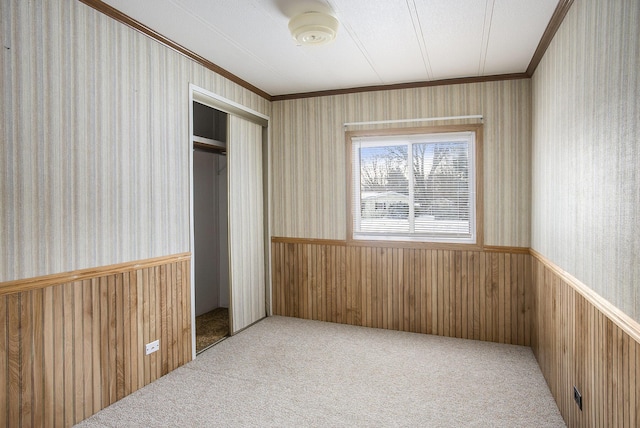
[288,12,339,46]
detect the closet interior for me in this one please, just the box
[193,101,230,353]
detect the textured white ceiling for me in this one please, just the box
[101,0,560,96]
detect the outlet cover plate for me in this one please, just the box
[146,339,159,355]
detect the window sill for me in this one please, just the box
[346,238,484,252]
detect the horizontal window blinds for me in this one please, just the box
[352,132,476,244]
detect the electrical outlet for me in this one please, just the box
[145,339,159,355]
[573,386,582,411]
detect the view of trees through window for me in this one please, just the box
[353,133,474,241]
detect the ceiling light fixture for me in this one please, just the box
[288,12,338,46]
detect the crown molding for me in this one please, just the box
[78,0,272,100]
[79,0,574,102]
[271,73,529,101]
[526,0,575,76]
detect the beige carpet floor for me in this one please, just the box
[195,307,229,353]
[76,316,565,427]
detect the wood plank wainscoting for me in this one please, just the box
[272,237,640,426]
[271,237,533,346]
[0,253,192,427]
[531,250,640,427]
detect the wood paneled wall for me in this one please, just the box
[271,239,532,346]
[531,252,640,427]
[273,238,640,425]
[0,254,192,427]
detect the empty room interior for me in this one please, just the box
[1,0,638,426]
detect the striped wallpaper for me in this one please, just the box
[531,0,640,321]
[0,0,270,282]
[270,79,532,247]
[228,116,266,333]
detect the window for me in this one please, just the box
[349,126,482,245]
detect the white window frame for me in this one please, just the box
[347,125,483,247]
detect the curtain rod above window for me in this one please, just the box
[344,115,483,128]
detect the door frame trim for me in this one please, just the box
[188,83,271,360]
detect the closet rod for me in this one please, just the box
[344,114,483,128]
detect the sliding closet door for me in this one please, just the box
[228,116,266,333]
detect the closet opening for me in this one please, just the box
[193,101,230,354]
[189,83,271,360]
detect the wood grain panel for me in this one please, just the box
[531,254,640,427]
[0,296,6,425]
[0,254,192,427]
[271,239,532,346]
[273,237,640,427]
